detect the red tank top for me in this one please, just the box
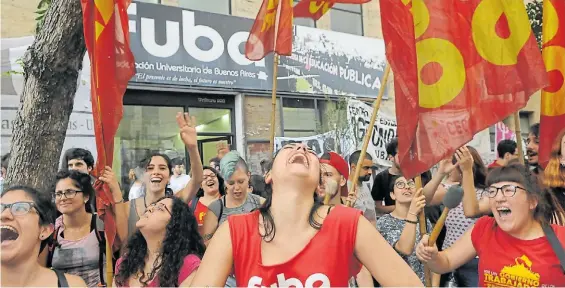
[228,205,362,287]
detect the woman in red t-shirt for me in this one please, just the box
[416,163,565,287]
[189,166,225,235]
[189,143,423,287]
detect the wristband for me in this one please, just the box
[114,199,124,204]
[404,218,418,224]
[408,211,418,216]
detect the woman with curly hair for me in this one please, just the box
[190,143,422,287]
[114,196,205,287]
[541,128,565,224]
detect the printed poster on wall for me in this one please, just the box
[274,131,338,157]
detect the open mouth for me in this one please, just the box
[497,207,512,218]
[206,180,215,187]
[402,191,413,197]
[150,176,162,183]
[1,225,19,243]
[288,153,309,168]
[526,150,538,157]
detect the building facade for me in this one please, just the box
[1,0,541,184]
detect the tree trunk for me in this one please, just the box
[5,0,86,194]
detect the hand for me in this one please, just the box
[408,188,426,216]
[455,146,473,172]
[416,234,438,263]
[346,190,357,206]
[176,112,197,149]
[437,158,458,176]
[99,166,121,195]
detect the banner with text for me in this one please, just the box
[127,2,386,98]
[274,132,338,157]
[344,100,397,167]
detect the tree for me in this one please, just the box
[5,0,87,193]
[526,0,543,50]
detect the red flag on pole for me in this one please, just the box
[293,0,369,21]
[380,0,548,179]
[81,0,136,247]
[245,0,294,61]
[539,0,565,168]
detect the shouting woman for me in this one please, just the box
[109,112,203,241]
[189,143,423,287]
[189,166,225,234]
[2,186,86,287]
[114,196,205,287]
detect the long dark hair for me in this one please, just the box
[195,166,225,198]
[115,196,205,287]
[258,152,324,243]
[143,153,175,196]
[54,170,95,214]
[487,163,565,226]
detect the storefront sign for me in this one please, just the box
[128,2,387,98]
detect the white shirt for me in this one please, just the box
[169,174,191,193]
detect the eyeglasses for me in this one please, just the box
[1,201,38,217]
[203,174,217,180]
[487,185,527,198]
[144,203,172,215]
[395,181,416,189]
[54,189,83,199]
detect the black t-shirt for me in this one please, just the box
[371,169,432,206]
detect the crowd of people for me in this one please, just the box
[1,111,564,287]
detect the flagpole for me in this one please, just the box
[415,175,431,287]
[513,112,525,165]
[106,235,113,286]
[345,64,391,207]
[268,0,284,157]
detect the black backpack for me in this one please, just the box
[47,215,107,287]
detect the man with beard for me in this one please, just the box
[347,150,377,226]
[526,123,543,175]
[319,152,350,206]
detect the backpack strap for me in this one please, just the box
[54,269,69,288]
[218,196,225,225]
[46,225,61,268]
[190,196,200,214]
[542,224,565,274]
[91,214,107,287]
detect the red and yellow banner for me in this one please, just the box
[245,0,293,61]
[81,0,136,247]
[380,0,548,179]
[293,0,369,21]
[539,0,565,167]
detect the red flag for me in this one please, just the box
[539,0,565,168]
[293,0,369,20]
[81,0,136,247]
[380,0,548,179]
[245,0,293,61]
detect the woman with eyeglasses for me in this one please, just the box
[416,163,565,286]
[190,143,423,287]
[38,170,106,287]
[114,196,205,287]
[375,176,431,286]
[1,186,86,287]
[188,166,225,235]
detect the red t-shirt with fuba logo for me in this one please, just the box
[471,216,565,287]
[228,205,362,287]
[190,200,208,226]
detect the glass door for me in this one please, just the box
[198,135,232,167]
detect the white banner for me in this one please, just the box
[344,99,397,167]
[274,131,338,157]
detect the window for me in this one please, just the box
[282,98,317,137]
[178,0,230,14]
[330,3,363,35]
[293,0,316,27]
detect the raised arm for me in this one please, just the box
[423,159,459,206]
[175,112,203,203]
[355,216,424,287]
[395,188,426,255]
[416,225,477,274]
[455,147,490,218]
[187,221,233,287]
[100,166,130,243]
